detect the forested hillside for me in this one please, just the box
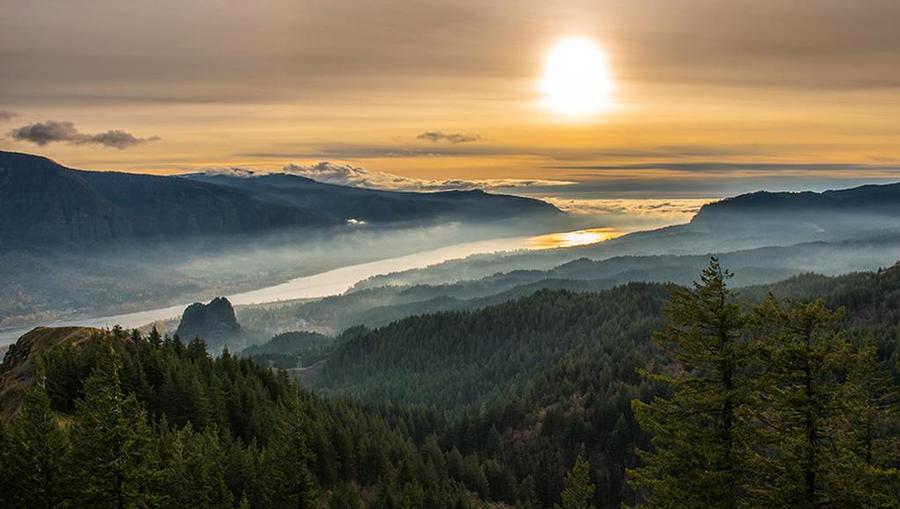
[0,328,475,508]
[307,284,670,411]
[2,262,898,508]
[306,262,900,507]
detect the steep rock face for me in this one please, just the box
[0,326,103,421]
[175,297,243,351]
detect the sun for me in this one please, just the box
[541,37,613,116]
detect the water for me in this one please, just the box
[0,235,548,345]
[0,227,625,346]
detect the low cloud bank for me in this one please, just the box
[282,162,573,192]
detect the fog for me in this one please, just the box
[0,216,575,344]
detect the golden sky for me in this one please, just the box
[2,0,900,203]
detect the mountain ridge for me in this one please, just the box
[0,151,562,251]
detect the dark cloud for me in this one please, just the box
[417,131,481,143]
[0,111,16,121]
[9,120,158,149]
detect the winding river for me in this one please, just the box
[0,228,621,346]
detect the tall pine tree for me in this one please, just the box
[68,341,157,509]
[556,455,596,509]
[257,391,318,508]
[630,258,750,508]
[750,298,895,508]
[6,370,69,508]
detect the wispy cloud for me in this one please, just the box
[9,120,159,149]
[557,162,900,175]
[417,131,481,143]
[282,161,574,192]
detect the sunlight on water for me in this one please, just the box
[0,228,625,344]
[527,227,622,248]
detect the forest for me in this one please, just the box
[1,260,898,508]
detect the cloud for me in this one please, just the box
[282,161,573,192]
[544,197,711,218]
[556,162,900,174]
[0,111,16,122]
[9,120,158,149]
[539,197,714,230]
[202,167,258,178]
[417,131,481,143]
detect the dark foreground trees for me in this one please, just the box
[1,261,897,508]
[0,332,473,508]
[630,258,900,509]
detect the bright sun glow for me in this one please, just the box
[542,37,612,116]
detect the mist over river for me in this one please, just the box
[0,229,616,346]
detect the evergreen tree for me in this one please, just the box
[556,455,596,509]
[846,344,900,469]
[258,392,318,508]
[750,298,892,508]
[6,372,69,508]
[329,482,363,509]
[630,258,750,508]
[68,342,157,509]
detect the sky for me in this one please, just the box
[2,0,900,227]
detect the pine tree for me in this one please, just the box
[68,342,157,509]
[148,326,163,348]
[258,391,318,508]
[630,258,750,509]
[6,371,69,508]
[846,344,900,469]
[842,345,900,508]
[556,455,596,509]
[749,297,856,508]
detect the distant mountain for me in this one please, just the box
[690,183,900,238]
[0,151,328,251]
[343,181,900,293]
[175,297,243,351]
[187,171,562,225]
[0,151,562,251]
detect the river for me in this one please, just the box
[2,229,625,346]
[0,227,625,346]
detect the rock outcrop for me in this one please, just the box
[175,297,244,352]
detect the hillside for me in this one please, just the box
[187,171,563,225]
[0,326,103,421]
[0,327,480,508]
[4,264,898,508]
[237,234,900,335]
[299,263,900,507]
[309,263,900,412]
[305,284,672,410]
[0,151,562,251]
[691,182,900,236]
[347,181,900,293]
